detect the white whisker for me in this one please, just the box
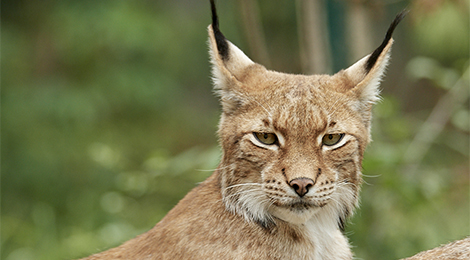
[225,188,260,199]
[195,168,218,172]
[196,163,235,172]
[224,183,262,191]
[336,180,359,190]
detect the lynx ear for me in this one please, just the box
[208,0,256,113]
[337,11,407,106]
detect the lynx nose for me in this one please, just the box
[289,178,314,197]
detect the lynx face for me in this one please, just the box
[218,70,368,227]
[209,2,406,230]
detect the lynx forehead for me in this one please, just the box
[80,1,406,259]
[230,72,361,136]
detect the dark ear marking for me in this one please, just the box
[210,0,229,60]
[365,10,408,72]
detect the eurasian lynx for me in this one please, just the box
[82,1,406,259]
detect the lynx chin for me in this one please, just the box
[81,1,407,259]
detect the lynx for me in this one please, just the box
[81,1,406,259]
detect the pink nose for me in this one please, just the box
[289,178,314,197]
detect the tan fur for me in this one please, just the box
[80,10,395,260]
[402,237,470,260]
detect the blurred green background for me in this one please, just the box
[2,0,469,259]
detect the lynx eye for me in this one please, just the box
[322,133,344,146]
[253,132,277,145]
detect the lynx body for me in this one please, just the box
[81,1,406,259]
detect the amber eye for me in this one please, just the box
[322,133,344,146]
[254,132,277,145]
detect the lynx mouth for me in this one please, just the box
[269,199,325,224]
[275,199,328,211]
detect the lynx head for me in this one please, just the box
[209,1,406,229]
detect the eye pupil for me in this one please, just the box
[253,132,277,145]
[322,133,344,146]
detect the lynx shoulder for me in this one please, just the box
[80,1,406,259]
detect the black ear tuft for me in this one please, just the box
[210,0,229,60]
[365,10,408,72]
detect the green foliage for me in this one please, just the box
[412,1,469,65]
[2,1,468,260]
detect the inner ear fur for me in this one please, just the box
[208,0,262,113]
[208,25,255,86]
[208,0,257,86]
[208,25,259,114]
[334,10,407,105]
